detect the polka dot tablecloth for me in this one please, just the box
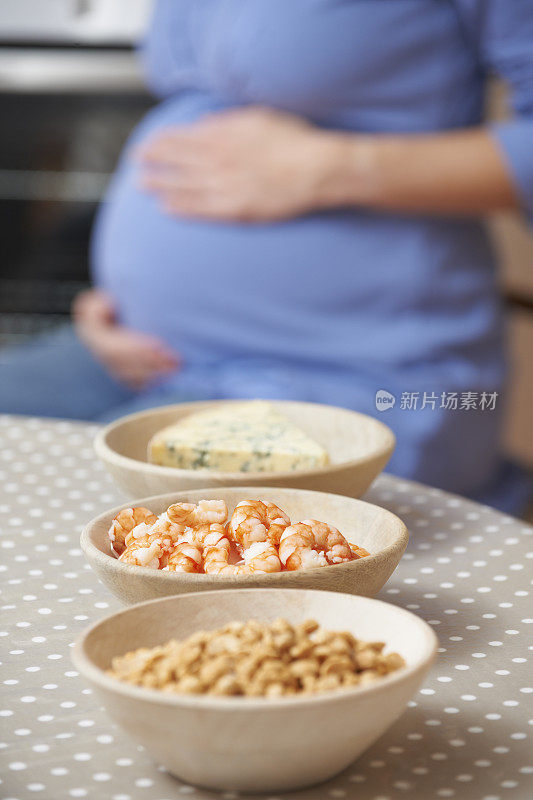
[0,415,532,800]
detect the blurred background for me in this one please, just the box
[0,0,531,476]
[0,0,152,339]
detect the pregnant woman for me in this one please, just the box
[1,0,532,511]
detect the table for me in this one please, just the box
[0,415,531,800]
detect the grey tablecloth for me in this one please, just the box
[0,415,531,800]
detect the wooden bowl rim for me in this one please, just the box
[94,400,396,482]
[72,588,437,711]
[81,486,409,585]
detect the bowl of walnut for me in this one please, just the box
[72,588,437,792]
[81,486,409,604]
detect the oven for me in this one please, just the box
[0,0,154,345]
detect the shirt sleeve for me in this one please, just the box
[138,0,195,98]
[455,0,533,219]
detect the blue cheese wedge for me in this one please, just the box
[148,401,329,473]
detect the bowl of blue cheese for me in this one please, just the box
[94,399,395,500]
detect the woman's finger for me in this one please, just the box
[140,167,223,195]
[136,132,215,167]
[162,189,250,222]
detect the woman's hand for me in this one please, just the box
[137,107,348,223]
[73,289,179,390]
[138,107,520,219]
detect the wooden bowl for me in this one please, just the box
[81,486,408,605]
[72,588,437,793]
[94,400,395,499]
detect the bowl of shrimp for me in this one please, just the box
[94,399,395,500]
[72,588,437,792]
[81,486,409,605]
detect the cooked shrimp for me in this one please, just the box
[226,500,290,552]
[279,523,328,571]
[301,519,354,564]
[185,522,227,548]
[166,500,228,529]
[263,501,291,545]
[118,538,165,570]
[279,519,357,570]
[351,545,370,558]
[108,507,157,555]
[243,541,282,574]
[123,514,183,555]
[203,537,247,576]
[166,542,203,573]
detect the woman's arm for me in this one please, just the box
[139,0,533,224]
[319,127,521,215]
[138,110,524,222]
[336,0,533,218]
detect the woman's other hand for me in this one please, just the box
[72,289,179,390]
[137,107,348,223]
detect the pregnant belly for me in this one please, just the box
[91,95,500,369]
[93,156,368,363]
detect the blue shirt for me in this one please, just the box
[91,0,533,499]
